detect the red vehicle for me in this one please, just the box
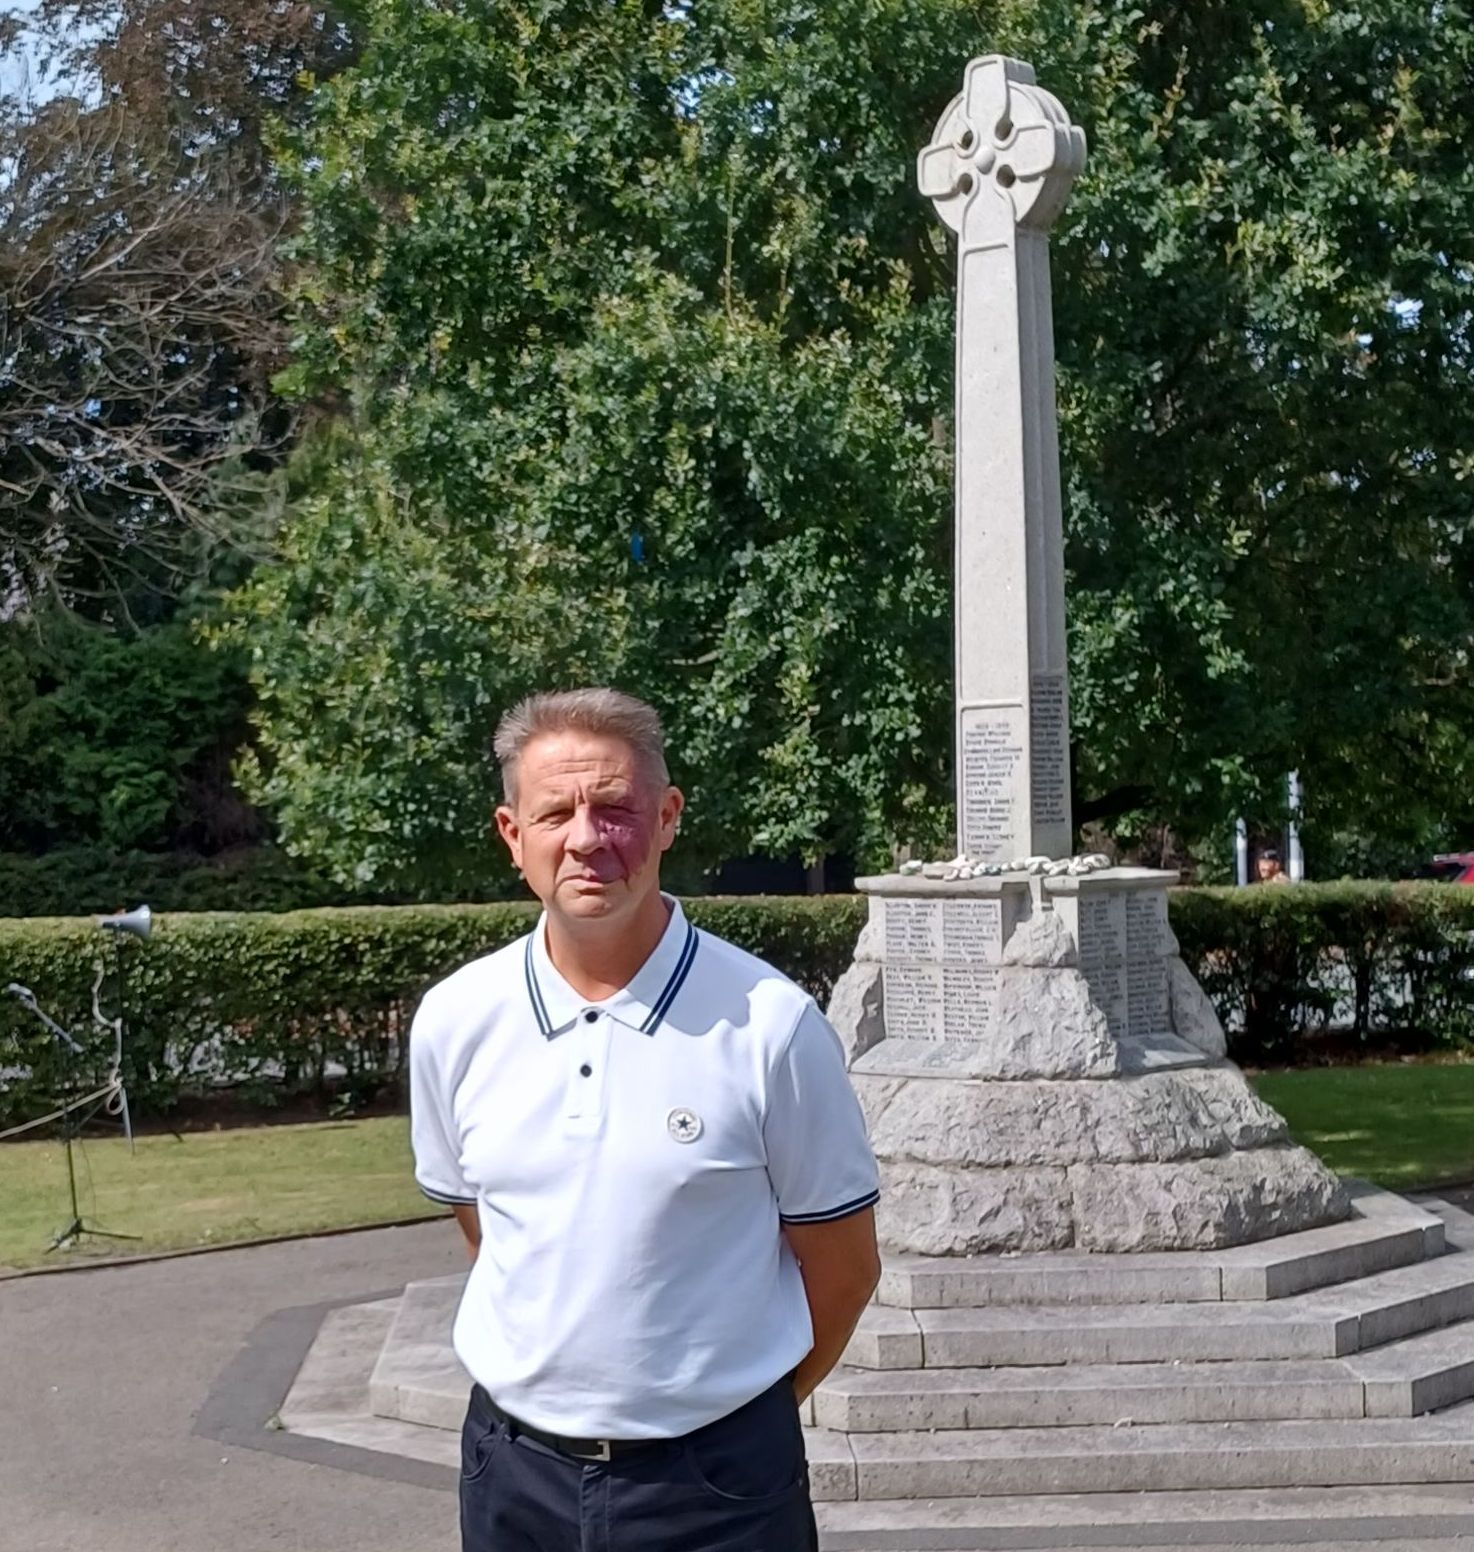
[1420,853,1474,884]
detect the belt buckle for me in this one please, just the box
[589,1439,612,1463]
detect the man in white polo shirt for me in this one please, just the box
[410,687,880,1552]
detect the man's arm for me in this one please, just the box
[782,1207,881,1403]
[451,1202,481,1260]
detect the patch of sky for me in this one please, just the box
[671,67,735,120]
[0,0,105,109]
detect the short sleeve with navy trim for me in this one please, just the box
[408,1006,476,1207]
[764,1002,880,1225]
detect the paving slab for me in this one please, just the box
[1421,1197,1474,1253]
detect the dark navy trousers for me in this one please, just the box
[459,1378,820,1552]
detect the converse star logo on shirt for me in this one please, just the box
[667,1107,702,1144]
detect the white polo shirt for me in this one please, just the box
[408,896,879,1439]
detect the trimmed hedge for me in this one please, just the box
[4,883,1473,1129]
[0,897,865,1127]
[1171,881,1474,1064]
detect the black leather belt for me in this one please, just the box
[479,1388,661,1463]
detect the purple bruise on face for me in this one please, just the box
[582,804,657,882]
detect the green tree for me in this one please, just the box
[232,0,1474,891]
[0,608,256,853]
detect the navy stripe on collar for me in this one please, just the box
[639,920,698,1034]
[524,935,552,1037]
[524,919,700,1037]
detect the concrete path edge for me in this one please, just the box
[193,1284,457,1494]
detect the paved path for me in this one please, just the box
[2,1223,1473,1552]
[0,1222,466,1552]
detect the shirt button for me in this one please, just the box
[579,1063,593,1078]
[583,1010,598,1024]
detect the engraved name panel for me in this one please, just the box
[1029,672,1069,827]
[882,965,998,1042]
[1082,961,1129,1041]
[1125,889,1172,960]
[883,899,944,964]
[1075,890,1126,973]
[1126,956,1171,1039]
[959,704,1028,861]
[941,967,999,1039]
[940,899,1003,963]
[882,965,944,1040]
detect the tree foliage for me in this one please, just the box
[0,606,256,852]
[228,0,1474,888]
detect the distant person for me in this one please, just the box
[1256,847,1291,885]
[409,687,880,1552]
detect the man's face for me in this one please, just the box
[1256,856,1282,881]
[495,730,683,926]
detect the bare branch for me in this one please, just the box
[0,96,295,607]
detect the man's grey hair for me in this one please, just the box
[493,688,670,804]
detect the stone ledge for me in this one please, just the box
[813,1481,1474,1542]
[905,1301,1359,1368]
[1349,1316,1474,1417]
[877,1249,1224,1308]
[855,867,1175,897]
[839,1413,1474,1499]
[814,1358,1366,1431]
[368,1277,472,1431]
[874,1185,1440,1308]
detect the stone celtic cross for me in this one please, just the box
[917,56,1086,864]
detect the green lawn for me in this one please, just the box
[0,1115,440,1271]
[1253,1063,1474,1190]
[3,1064,1474,1272]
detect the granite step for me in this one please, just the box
[1347,1314,1474,1416]
[814,1358,1366,1430]
[847,1246,1474,1370]
[874,1186,1443,1309]
[811,1413,1474,1500]
[813,1481,1474,1545]
[821,1316,1474,1430]
[368,1275,472,1430]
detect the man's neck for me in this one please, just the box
[545,889,673,1002]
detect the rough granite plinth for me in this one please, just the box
[876,1149,1347,1256]
[982,965,1119,1078]
[854,1066,1292,1169]
[1168,955,1228,1058]
[830,868,1348,1254]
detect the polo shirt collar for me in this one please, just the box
[525,894,698,1038]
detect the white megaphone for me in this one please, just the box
[97,904,152,940]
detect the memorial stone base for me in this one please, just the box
[277,1191,1474,1536]
[826,867,1349,1254]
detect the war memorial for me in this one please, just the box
[269,55,1474,1548]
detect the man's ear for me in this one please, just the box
[494,804,523,871]
[657,787,685,853]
